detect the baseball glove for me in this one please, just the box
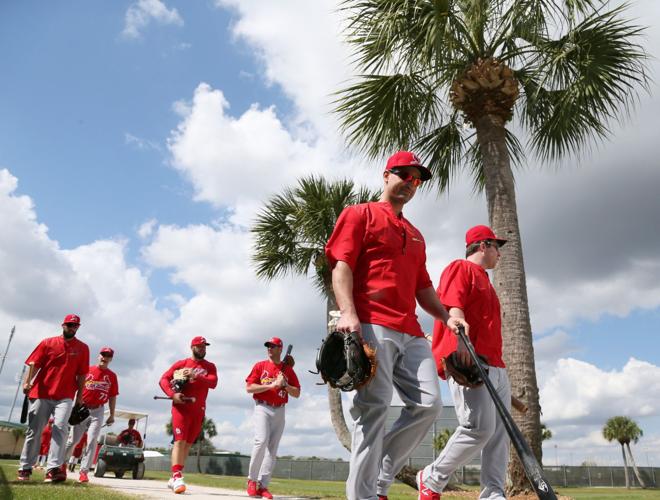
[68,403,91,425]
[171,369,189,393]
[315,331,377,391]
[441,351,489,388]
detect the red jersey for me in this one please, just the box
[432,259,505,379]
[159,358,217,411]
[325,202,433,337]
[246,360,300,406]
[117,428,142,447]
[26,336,89,400]
[82,365,119,407]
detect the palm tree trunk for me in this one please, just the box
[626,442,646,488]
[325,291,353,451]
[621,443,630,488]
[475,114,542,495]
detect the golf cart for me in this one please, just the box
[94,409,148,480]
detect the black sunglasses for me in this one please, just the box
[389,169,422,187]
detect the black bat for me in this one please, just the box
[456,326,557,500]
[285,344,293,357]
[20,367,41,424]
[153,395,196,403]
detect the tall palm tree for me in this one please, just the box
[252,175,379,450]
[603,416,646,489]
[335,0,648,492]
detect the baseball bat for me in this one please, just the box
[20,367,41,424]
[285,344,292,357]
[456,326,557,500]
[153,395,196,403]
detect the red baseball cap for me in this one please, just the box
[465,225,507,247]
[100,346,114,356]
[385,151,432,181]
[62,314,81,325]
[191,336,210,347]
[264,337,283,348]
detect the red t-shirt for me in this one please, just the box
[26,336,89,400]
[432,259,505,378]
[325,202,433,337]
[246,360,300,406]
[82,365,119,407]
[159,358,218,412]
[117,428,142,447]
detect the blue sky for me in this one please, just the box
[1,0,659,466]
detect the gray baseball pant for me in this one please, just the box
[64,405,105,473]
[347,323,442,500]
[421,366,511,499]
[19,398,74,471]
[248,401,285,487]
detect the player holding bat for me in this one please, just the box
[17,314,89,483]
[159,336,217,494]
[245,338,299,499]
[417,225,512,500]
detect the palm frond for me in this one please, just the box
[520,5,649,161]
[335,73,442,158]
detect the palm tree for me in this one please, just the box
[433,427,453,452]
[335,0,648,493]
[541,423,552,441]
[252,174,379,451]
[603,416,646,489]
[195,417,218,473]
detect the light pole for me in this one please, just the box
[0,325,16,377]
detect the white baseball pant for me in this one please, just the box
[248,401,285,488]
[64,405,105,473]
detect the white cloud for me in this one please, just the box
[122,0,183,40]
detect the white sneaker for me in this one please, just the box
[172,476,186,494]
[167,477,174,489]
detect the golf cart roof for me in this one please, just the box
[108,409,149,420]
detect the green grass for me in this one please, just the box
[0,459,135,499]
[3,459,658,499]
[558,487,660,499]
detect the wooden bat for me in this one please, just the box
[457,326,556,499]
[20,367,41,424]
[153,395,196,403]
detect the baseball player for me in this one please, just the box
[325,151,468,500]
[17,314,89,483]
[68,432,87,472]
[35,418,54,468]
[63,345,118,483]
[245,337,300,499]
[117,418,143,447]
[417,225,511,500]
[159,336,218,495]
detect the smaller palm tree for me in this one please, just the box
[194,417,218,473]
[541,423,552,442]
[603,416,646,489]
[433,427,453,452]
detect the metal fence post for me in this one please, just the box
[610,467,614,487]
[587,466,592,487]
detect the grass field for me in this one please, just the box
[2,459,659,499]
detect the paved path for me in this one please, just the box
[88,472,308,499]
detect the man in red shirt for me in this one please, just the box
[64,346,119,483]
[159,336,218,495]
[325,151,468,500]
[117,418,143,448]
[17,314,89,483]
[245,337,300,499]
[418,225,511,500]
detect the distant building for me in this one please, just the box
[0,420,27,456]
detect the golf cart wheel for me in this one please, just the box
[94,458,107,477]
[133,461,145,480]
[114,470,125,478]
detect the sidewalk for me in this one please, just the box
[89,473,309,499]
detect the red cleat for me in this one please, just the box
[417,470,440,500]
[258,485,273,499]
[247,479,260,497]
[78,470,89,483]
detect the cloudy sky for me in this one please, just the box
[1,0,659,467]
